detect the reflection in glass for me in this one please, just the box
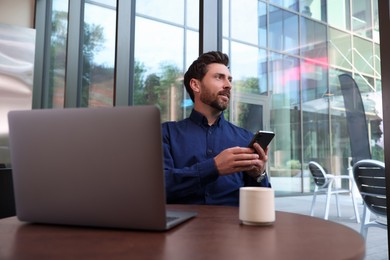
[230,42,258,81]
[269,52,299,104]
[375,43,380,76]
[50,0,69,108]
[373,0,379,42]
[258,48,268,95]
[233,102,264,134]
[230,0,259,45]
[300,18,327,60]
[328,28,352,70]
[352,0,372,39]
[269,6,299,55]
[327,0,350,31]
[134,17,196,122]
[136,0,184,25]
[258,1,267,47]
[353,36,374,76]
[82,0,116,107]
[354,74,375,94]
[301,59,328,104]
[186,0,199,29]
[299,0,326,22]
[269,52,301,182]
[0,24,35,166]
[269,0,299,12]
[33,0,384,194]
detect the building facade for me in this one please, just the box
[31,0,382,194]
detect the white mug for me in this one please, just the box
[239,187,275,225]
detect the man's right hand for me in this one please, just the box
[214,146,264,175]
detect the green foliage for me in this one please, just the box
[133,62,183,121]
[286,160,301,169]
[50,10,106,107]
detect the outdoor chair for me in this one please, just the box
[309,161,360,223]
[352,159,387,240]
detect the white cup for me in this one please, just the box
[239,187,275,225]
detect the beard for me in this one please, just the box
[199,84,230,111]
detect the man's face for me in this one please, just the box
[198,63,232,111]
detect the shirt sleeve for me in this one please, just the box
[162,124,219,203]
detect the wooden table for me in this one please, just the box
[0,205,365,260]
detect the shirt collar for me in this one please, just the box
[189,109,225,127]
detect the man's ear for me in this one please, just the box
[190,78,200,93]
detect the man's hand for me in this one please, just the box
[214,143,268,176]
[246,142,268,178]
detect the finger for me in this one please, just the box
[253,143,266,157]
[234,153,260,162]
[232,158,261,169]
[229,146,256,154]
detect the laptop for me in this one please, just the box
[7,105,196,231]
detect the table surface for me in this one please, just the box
[0,205,365,260]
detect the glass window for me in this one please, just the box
[136,0,184,25]
[301,59,328,104]
[353,36,374,76]
[50,0,69,108]
[354,74,375,93]
[134,18,185,121]
[258,1,267,47]
[185,30,199,69]
[228,43,268,95]
[373,0,379,42]
[230,0,259,45]
[300,17,327,60]
[230,42,260,88]
[352,0,372,39]
[270,0,299,12]
[299,0,326,22]
[269,6,299,55]
[269,52,302,191]
[186,0,199,29]
[269,52,300,103]
[374,43,380,77]
[258,48,268,95]
[231,98,268,135]
[34,0,384,195]
[82,0,116,107]
[134,0,199,122]
[222,0,229,39]
[327,0,350,31]
[328,28,352,70]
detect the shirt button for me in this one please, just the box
[207,149,213,155]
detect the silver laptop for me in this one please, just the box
[7,105,196,231]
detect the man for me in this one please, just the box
[162,51,271,206]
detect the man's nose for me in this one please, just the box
[224,79,232,89]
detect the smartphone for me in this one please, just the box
[248,130,275,150]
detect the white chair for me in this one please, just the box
[353,159,387,239]
[309,161,360,223]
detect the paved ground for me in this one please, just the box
[275,194,388,260]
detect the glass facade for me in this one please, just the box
[9,0,382,195]
[222,0,382,193]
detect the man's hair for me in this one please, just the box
[183,51,229,102]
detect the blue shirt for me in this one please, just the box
[162,109,271,206]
